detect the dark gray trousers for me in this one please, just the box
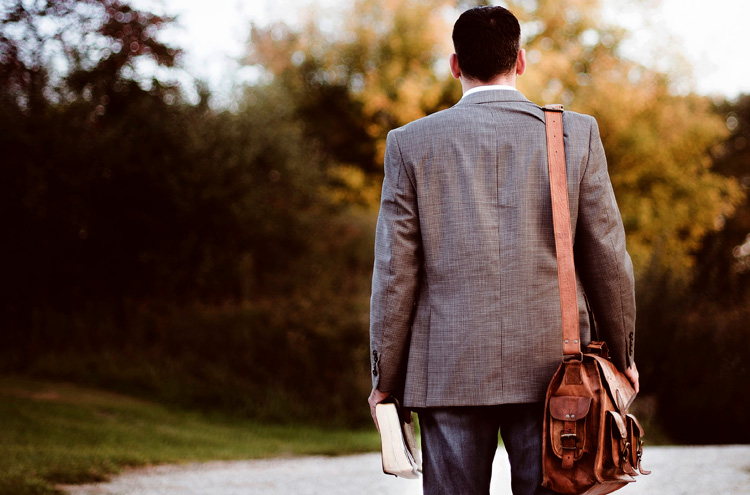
[417,403,560,495]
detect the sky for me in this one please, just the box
[606,0,750,98]
[139,0,750,104]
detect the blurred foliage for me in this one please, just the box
[1,0,748,438]
[694,96,750,300]
[1,0,374,426]
[0,0,179,112]
[636,96,750,443]
[246,0,463,206]
[1,0,183,310]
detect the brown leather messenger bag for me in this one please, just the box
[541,105,650,495]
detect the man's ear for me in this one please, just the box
[516,49,527,76]
[449,53,461,80]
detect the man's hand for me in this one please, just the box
[624,362,640,394]
[368,387,391,431]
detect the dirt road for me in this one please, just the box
[61,445,750,495]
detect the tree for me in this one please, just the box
[245,0,462,207]
[0,0,337,310]
[1,0,373,426]
[0,0,179,110]
[0,0,184,319]
[692,95,750,302]
[643,96,750,444]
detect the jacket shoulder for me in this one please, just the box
[561,110,597,134]
[388,105,461,138]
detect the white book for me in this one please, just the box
[375,401,422,479]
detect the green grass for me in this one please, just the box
[0,376,380,495]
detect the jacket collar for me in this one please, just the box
[456,89,532,106]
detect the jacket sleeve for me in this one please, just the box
[574,116,636,371]
[369,130,422,393]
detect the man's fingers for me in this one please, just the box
[368,388,391,431]
[370,404,381,431]
[368,395,379,430]
[624,363,640,394]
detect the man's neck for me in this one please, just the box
[460,74,517,94]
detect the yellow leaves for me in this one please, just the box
[324,164,382,208]
[344,0,455,127]
[608,97,739,280]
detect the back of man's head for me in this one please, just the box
[452,6,521,83]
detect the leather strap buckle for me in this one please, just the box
[563,352,583,362]
[561,433,577,450]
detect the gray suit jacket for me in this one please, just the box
[369,89,635,408]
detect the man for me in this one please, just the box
[368,6,638,495]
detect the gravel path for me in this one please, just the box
[60,445,750,495]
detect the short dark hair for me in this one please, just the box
[452,6,521,83]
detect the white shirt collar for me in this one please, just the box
[461,84,519,99]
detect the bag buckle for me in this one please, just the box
[561,433,577,450]
[620,441,631,460]
[563,352,583,362]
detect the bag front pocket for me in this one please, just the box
[626,413,650,475]
[548,396,592,469]
[607,410,638,476]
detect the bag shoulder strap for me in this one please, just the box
[543,104,580,357]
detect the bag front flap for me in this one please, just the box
[549,396,592,421]
[590,355,636,412]
[626,413,645,437]
[607,410,628,438]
